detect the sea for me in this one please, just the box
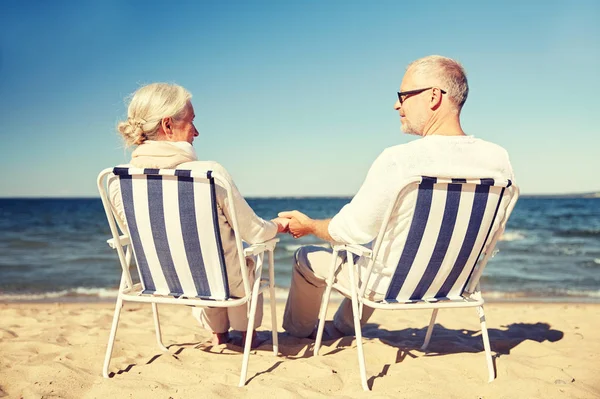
[1,197,599,303]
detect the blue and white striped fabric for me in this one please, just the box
[384,176,512,302]
[113,167,229,300]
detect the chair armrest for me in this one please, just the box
[332,243,372,258]
[243,238,280,256]
[107,234,130,249]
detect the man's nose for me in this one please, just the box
[394,100,401,111]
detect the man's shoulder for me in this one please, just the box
[468,136,508,150]
[379,141,420,157]
[420,135,508,154]
[381,136,509,154]
[469,138,512,162]
[377,137,459,158]
[374,140,436,166]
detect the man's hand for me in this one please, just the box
[278,210,313,238]
[271,217,290,234]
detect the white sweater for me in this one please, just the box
[328,135,517,298]
[329,135,516,244]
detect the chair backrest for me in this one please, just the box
[365,176,517,303]
[108,167,238,300]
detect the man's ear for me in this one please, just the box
[430,88,443,110]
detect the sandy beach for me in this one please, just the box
[1,299,599,398]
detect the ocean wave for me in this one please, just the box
[484,291,530,299]
[283,243,331,252]
[556,246,581,256]
[484,289,600,299]
[1,286,599,302]
[0,286,290,302]
[499,231,525,242]
[551,288,600,298]
[62,255,114,264]
[580,258,600,268]
[555,229,600,238]
[4,238,50,249]
[0,287,119,302]
[0,286,342,303]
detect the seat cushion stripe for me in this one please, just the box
[459,187,506,294]
[147,175,183,295]
[120,175,156,293]
[436,184,490,297]
[208,171,229,298]
[410,183,461,300]
[386,177,435,299]
[178,175,211,297]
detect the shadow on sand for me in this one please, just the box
[276,320,563,359]
[108,321,563,383]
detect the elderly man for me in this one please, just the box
[279,55,516,338]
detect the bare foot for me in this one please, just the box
[211,331,230,346]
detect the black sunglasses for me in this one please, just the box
[397,87,446,105]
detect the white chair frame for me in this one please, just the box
[313,176,518,391]
[97,167,279,387]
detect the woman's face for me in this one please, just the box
[171,102,199,144]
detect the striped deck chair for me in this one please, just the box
[97,167,279,387]
[313,176,519,391]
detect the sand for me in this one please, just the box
[1,299,599,398]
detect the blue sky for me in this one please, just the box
[0,0,598,197]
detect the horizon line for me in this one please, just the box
[1,190,600,200]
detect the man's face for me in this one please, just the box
[394,69,429,136]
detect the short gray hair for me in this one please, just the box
[117,83,192,146]
[407,55,469,110]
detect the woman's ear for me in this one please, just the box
[161,117,173,137]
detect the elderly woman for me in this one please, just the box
[110,83,288,346]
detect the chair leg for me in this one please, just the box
[152,303,168,352]
[476,305,495,382]
[102,296,123,378]
[239,268,263,387]
[268,250,278,356]
[346,253,369,391]
[313,282,333,356]
[351,290,369,391]
[421,309,438,351]
[314,249,339,356]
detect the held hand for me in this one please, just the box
[271,217,290,233]
[278,210,314,239]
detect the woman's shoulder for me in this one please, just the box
[177,160,232,179]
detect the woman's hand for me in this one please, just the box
[277,210,314,239]
[271,217,290,233]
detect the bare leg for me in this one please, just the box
[212,331,230,345]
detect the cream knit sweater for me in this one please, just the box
[108,141,277,297]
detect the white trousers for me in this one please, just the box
[191,295,262,333]
[192,255,262,333]
[282,245,375,338]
